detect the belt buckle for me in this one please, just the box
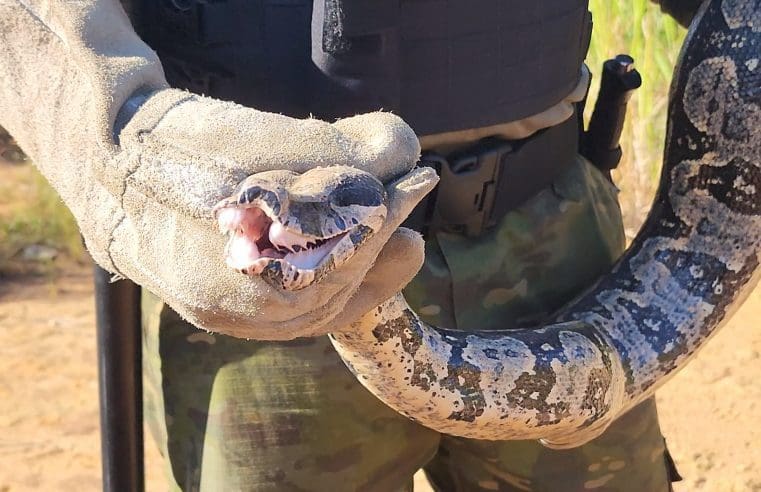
[428,139,513,237]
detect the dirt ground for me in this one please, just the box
[0,266,759,491]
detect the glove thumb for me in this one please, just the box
[329,227,425,330]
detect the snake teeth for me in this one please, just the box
[269,221,312,251]
[216,201,359,285]
[216,166,388,290]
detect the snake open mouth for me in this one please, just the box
[216,205,358,277]
[213,167,387,291]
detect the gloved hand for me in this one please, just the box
[0,0,437,339]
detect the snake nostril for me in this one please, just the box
[246,186,263,203]
[238,185,284,215]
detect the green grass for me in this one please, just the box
[0,163,84,275]
[586,0,686,238]
[0,2,686,272]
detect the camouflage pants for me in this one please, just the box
[143,158,677,491]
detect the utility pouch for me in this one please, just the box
[405,112,580,237]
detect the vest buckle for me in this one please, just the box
[423,141,512,237]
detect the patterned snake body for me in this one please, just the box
[329,0,761,448]
[218,0,760,448]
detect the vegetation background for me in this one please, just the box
[0,0,686,273]
[1,1,759,490]
[586,0,686,238]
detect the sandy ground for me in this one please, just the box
[0,266,759,491]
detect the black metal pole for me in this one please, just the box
[94,265,144,492]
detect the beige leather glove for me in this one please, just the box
[0,0,437,339]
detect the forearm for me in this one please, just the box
[0,0,166,159]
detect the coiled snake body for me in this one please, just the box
[216,0,760,448]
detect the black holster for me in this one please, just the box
[404,110,580,237]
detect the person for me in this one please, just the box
[0,0,706,490]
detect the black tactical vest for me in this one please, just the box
[123,0,591,136]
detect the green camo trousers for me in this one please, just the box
[143,158,678,491]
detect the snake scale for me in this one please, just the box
[216,0,760,448]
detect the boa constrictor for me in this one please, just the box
[215,0,760,449]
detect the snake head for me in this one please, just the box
[213,166,388,291]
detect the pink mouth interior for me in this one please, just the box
[217,206,344,274]
[218,207,279,270]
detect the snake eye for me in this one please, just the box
[330,178,385,208]
[246,186,263,203]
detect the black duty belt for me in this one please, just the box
[404,111,580,238]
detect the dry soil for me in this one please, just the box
[0,266,759,491]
